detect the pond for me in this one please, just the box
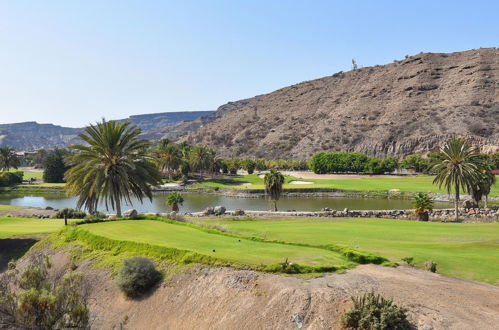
[0,192,453,213]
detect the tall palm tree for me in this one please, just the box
[264,169,285,211]
[432,137,483,221]
[0,147,20,171]
[65,119,162,217]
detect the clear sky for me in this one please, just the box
[0,1,497,127]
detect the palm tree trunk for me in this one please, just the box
[485,195,488,209]
[116,199,122,218]
[273,200,277,212]
[454,186,459,222]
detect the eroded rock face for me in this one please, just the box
[187,48,499,158]
[7,248,499,329]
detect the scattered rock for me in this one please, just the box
[233,209,245,216]
[203,207,215,215]
[291,314,304,329]
[214,206,226,216]
[462,199,478,209]
[123,209,138,217]
[425,260,437,273]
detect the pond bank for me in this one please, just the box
[188,207,499,222]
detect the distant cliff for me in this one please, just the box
[0,111,213,150]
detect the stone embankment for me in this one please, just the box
[189,207,499,222]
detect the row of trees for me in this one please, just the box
[309,152,398,174]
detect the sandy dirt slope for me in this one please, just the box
[11,248,498,330]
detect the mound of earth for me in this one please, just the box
[186,48,499,159]
[7,246,499,329]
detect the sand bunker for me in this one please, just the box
[289,180,314,185]
[258,174,265,178]
[159,183,181,188]
[226,182,252,186]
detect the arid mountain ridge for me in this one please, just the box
[0,111,213,150]
[186,48,499,158]
[1,48,498,157]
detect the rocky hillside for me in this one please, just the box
[0,111,213,150]
[186,48,499,159]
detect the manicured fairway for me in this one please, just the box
[198,174,499,196]
[203,217,499,284]
[79,220,350,267]
[0,217,67,238]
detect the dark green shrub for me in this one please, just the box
[116,257,161,298]
[0,171,24,186]
[341,291,411,330]
[55,208,87,219]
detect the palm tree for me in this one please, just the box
[264,169,285,211]
[432,138,483,221]
[189,145,215,177]
[413,192,434,221]
[470,169,496,208]
[0,147,20,171]
[65,119,162,217]
[166,192,184,212]
[157,141,181,180]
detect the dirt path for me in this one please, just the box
[17,248,498,330]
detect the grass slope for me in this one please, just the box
[79,220,350,268]
[199,217,499,284]
[196,174,499,196]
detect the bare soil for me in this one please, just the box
[11,248,499,330]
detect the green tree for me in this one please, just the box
[65,119,162,217]
[166,192,184,212]
[400,154,429,173]
[432,138,483,221]
[413,192,434,221]
[243,159,256,174]
[264,169,285,211]
[0,147,20,171]
[43,149,69,183]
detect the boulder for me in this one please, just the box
[123,209,138,217]
[462,199,478,209]
[424,260,437,273]
[233,209,245,216]
[214,206,226,216]
[203,207,215,215]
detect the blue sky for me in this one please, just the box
[0,1,497,127]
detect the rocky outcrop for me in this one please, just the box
[186,48,499,158]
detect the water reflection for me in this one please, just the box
[0,193,453,213]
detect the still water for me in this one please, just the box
[0,193,452,213]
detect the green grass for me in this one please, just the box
[8,169,44,181]
[0,205,25,211]
[0,217,68,238]
[79,219,350,268]
[196,217,499,284]
[196,174,499,196]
